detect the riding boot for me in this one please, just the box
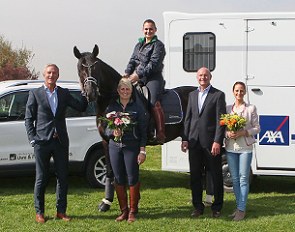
[98,177,114,212]
[114,184,129,222]
[128,182,140,223]
[152,101,166,144]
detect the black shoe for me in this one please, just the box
[212,211,221,218]
[191,209,203,218]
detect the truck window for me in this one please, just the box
[66,90,96,118]
[0,91,29,121]
[183,32,216,72]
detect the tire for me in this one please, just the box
[85,148,106,188]
[222,153,233,193]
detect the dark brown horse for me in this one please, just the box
[74,44,196,211]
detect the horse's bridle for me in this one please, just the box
[81,60,99,89]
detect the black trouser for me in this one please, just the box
[34,139,69,214]
[146,78,164,106]
[188,143,223,212]
[108,140,139,186]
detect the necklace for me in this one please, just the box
[231,102,246,116]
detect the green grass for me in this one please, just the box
[1,146,295,231]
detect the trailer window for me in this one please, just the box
[183,32,215,72]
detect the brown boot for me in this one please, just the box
[114,184,129,222]
[152,101,166,144]
[128,182,140,223]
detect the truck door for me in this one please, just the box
[247,19,295,172]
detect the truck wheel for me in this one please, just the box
[85,148,106,188]
[222,154,233,192]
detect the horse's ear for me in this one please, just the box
[73,46,82,59]
[93,44,99,58]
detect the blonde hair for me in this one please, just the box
[117,77,133,90]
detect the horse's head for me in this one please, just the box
[73,44,100,102]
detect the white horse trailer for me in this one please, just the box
[162,12,295,188]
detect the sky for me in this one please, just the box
[1,0,295,80]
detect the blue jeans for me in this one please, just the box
[226,151,252,212]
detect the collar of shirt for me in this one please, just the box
[197,84,211,93]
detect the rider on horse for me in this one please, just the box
[125,19,166,144]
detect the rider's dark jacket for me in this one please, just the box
[125,36,166,85]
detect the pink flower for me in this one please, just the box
[114,117,123,126]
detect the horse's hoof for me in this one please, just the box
[98,203,110,212]
[98,199,112,212]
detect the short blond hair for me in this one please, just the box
[118,77,133,90]
[43,63,59,75]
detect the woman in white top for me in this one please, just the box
[225,81,260,221]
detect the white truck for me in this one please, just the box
[161,11,295,189]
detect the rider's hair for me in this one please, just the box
[143,19,157,29]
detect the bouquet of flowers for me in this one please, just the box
[220,113,246,132]
[99,111,135,142]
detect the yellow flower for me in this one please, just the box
[220,113,246,132]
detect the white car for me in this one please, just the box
[0,80,106,188]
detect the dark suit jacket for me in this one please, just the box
[25,85,88,147]
[183,86,226,148]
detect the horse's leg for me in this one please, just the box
[98,140,115,212]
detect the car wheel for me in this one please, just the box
[222,153,233,193]
[85,148,106,188]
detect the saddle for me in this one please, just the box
[134,84,183,124]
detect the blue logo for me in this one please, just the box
[259,115,289,146]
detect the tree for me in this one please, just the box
[0,35,39,81]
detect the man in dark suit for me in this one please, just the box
[181,67,226,218]
[25,64,88,223]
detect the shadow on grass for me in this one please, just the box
[0,169,191,196]
[246,195,295,218]
[136,194,295,220]
[1,171,295,196]
[250,175,295,194]
[115,192,295,220]
[140,169,190,190]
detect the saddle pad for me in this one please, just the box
[161,89,183,124]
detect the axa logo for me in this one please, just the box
[259,131,285,143]
[259,116,289,146]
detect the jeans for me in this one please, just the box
[109,140,139,186]
[226,151,252,212]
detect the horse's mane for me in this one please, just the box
[98,58,122,83]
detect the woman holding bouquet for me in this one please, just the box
[225,81,260,221]
[104,77,147,223]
